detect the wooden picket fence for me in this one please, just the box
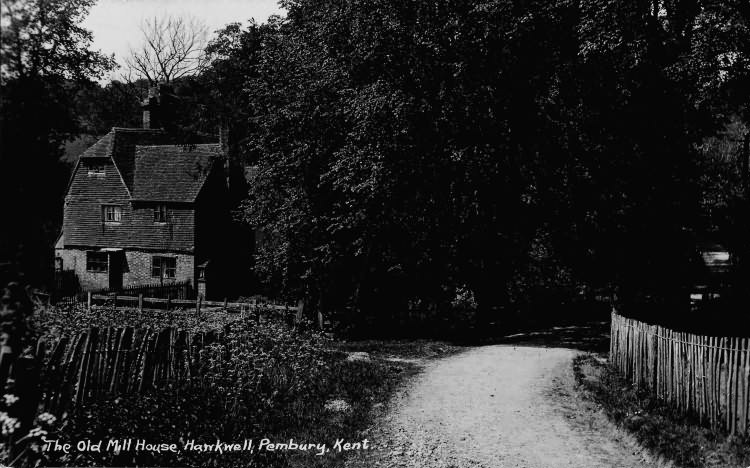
[37,326,228,417]
[54,280,193,306]
[610,311,750,435]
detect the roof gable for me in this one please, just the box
[67,128,223,204]
[79,131,115,159]
[72,128,170,196]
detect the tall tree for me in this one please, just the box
[232,0,749,325]
[0,0,115,283]
[124,15,209,85]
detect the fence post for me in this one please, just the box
[87,291,92,311]
[296,300,304,324]
[196,296,202,319]
[167,296,171,312]
[138,294,143,316]
[223,298,228,312]
[113,293,117,309]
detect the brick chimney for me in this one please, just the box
[141,84,176,129]
[141,86,160,129]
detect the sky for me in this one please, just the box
[83,0,284,81]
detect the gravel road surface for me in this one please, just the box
[347,345,659,468]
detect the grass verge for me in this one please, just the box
[573,354,750,468]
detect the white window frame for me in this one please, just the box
[102,205,122,223]
[87,163,106,176]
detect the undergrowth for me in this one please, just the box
[34,302,244,340]
[30,318,456,468]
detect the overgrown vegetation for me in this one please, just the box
[11,305,459,468]
[574,354,750,468]
[34,303,246,341]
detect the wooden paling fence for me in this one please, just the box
[55,291,306,318]
[33,300,306,416]
[37,326,228,417]
[55,280,193,305]
[610,311,750,435]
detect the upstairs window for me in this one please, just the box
[87,163,105,176]
[152,256,176,278]
[102,205,122,223]
[86,251,108,272]
[154,204,168,223]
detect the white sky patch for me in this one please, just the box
[83,0,284,81]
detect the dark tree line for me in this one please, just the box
[2,0,749,329]
[0,0,116,284]
[233,0,750,324]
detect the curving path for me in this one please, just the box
[348,345,659,468]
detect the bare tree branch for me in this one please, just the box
[123,14,208,85]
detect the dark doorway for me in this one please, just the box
[108,252,123,290]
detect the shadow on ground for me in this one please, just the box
[488,321,611,353]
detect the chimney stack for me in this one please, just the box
[141,86,159,129]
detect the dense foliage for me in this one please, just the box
[227,0,750,323]
[0,0,116,284]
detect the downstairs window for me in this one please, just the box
[152,256,176,278]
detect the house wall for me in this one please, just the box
[122,250,194,287]
[64,159,196,252]
[64,159,132,248]
[55,248,105,291]
[55,248,194,291]
[193,166,257,298]
[129,203,195,251]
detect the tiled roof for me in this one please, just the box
[79,132,115,158]
[74,128,220,202]
[78,128,170,192]
[132,144,221,202]
[110,128,170,190]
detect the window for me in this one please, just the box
[86,252,108,272]
[152,256,176,278]
[154,204,168,223]
[87,163,105,176]
[103,205,122,223]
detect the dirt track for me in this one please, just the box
[348,345,660,468]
